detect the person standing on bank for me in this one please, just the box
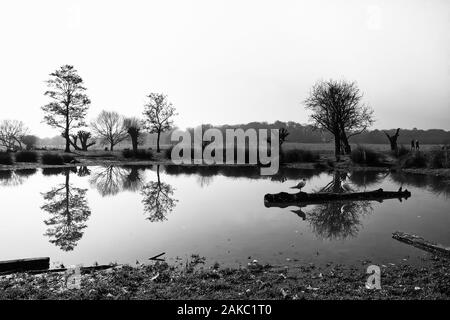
[411,140,416,151]
[416,140,420,151]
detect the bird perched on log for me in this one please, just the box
[398,186,403,192]
[291,179,307,190]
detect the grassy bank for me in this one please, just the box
[0,256,449,300]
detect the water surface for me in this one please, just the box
[0,165,449,268]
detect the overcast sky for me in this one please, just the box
[0,0,449,137]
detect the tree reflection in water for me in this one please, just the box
[307,200,373,240]
[40,168,91,251]
[141,165,178,222]
[287,171,374,240]
[89,166,145,196]
[390,172,450,198]
[0,169,37,187]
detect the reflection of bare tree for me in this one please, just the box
[89,166,128,196]
[122,166,145,192]
[0,169,37,186]
[77,166,91,177]
[196,175,214,188]
[0,171,24,186]
[318,171,350,193]
[390,173,450,198]
[349,171,388,189]
[141,165,177,222]
[307,201,373,240]
[89,166,144,196]
[40,170,91,251]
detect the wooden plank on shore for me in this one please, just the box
[264,188,411,207]
[0,264,117,276]
[0,257,50,273]
[392,231,450,257]
[27,264,117,275]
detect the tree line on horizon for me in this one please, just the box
[1,64,449,159]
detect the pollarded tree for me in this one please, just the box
[42,65,91,153]
[143,93,177,153]
[304,80,374,161]
[91,111,128,151]
[69,130,96,151]
[123,117,143,153]
[384,128,401,152]
[0,120,28,151]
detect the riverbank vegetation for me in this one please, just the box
[0,255,448,300]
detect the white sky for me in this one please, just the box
[0,0,449,137]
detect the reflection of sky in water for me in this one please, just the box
[0,166,449,268]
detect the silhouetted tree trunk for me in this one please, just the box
[157,131,161,153]
[131,138,138,153]
[384,128,400,152]
[334,131,341,161]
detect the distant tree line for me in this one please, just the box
[196,122,450,145]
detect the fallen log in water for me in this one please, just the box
[0,257,50,273]
[392,231,450,257]
[264,188,411,208]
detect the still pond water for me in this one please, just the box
[0,165,449,268]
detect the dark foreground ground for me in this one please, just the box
[1,255,449,300]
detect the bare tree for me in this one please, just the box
[124,117,143,153]
[91,111,127,151]
[42,65,91,152]
[0,120,28,151]
[143,93,177,153]
[304,80,374,161]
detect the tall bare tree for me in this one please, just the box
[304,80,374,161]
[0,120,28,151]
[42,65,91,152]
[124,117,143,153]
[91,111,127,151]
[143,93,177,153]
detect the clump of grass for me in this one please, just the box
[61,154,75,163]
[430,150,448,169]
[0,152,13,165]
[122,149,154,160]
[403,152,428,168]
[15,151,38,163]
[122,149,134,159]
[42,168,65,176]
[41,153,64,165]
[165,146,174,160]
[281,149,319,163]
[392,145,410,158]
[15,169,38,177]
[351,146,385,166]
